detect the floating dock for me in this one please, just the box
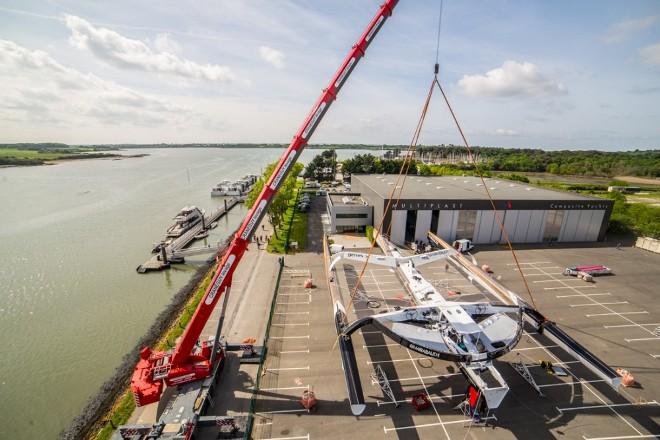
[137,198,240,273]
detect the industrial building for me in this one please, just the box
[327,174,613,245]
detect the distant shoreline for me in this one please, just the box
[0,152,149,168]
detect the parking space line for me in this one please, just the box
[527,360,580,368]
[363,343,399,349]
[383,416,496,433]
[514,266,560,271]
[274,311,309,315]
[587,312,649,317]
[259,385,309,392]
[651,354,660,358]
[375,392,464,406]
[604,323,660,329]
[367,357,424,365]
[271,322,310,327]
[277,301,311,305]
[534,279,586,283]
[429,275,468,280]
[513,345,559,351]
[557,401,660,412]
[256,409,308,415]
[570,302,629,308]
[582,435,660,440]
[557,293,612,298]
[538,379,606,388]
[624,337,660,343]
[280,349,310,354]
[266,366,310,372]
[270,335,310,340]
[379,372,463,384]
[262,435,310,440]
[545,285,597,290]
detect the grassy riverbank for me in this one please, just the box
[0,144,124,166]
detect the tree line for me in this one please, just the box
[414,146,660,177]
[245,161,304,239]
[339,148,659,178]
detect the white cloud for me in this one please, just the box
[458,61,566,98]
[64,15,234,81]
[0,39,189,126]
[602,16,658,44]
[259,46,285,69]
[639,42,660,65]
[153,33,181,54]
[495,128,519,136]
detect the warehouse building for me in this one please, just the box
[342,174,613,245]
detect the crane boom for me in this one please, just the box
[131,0,400,406]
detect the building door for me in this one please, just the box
[456,210,477,240]
[543,210,564,242]
[405,209,417,243]
[430,209,439,237]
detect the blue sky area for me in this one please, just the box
[0,0,659,149]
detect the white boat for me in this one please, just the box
[166,206,204,238]
[211,174,259,197]
[211,180,240,196]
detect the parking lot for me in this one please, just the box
[251,196,659,439]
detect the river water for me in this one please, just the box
[0,148,366,440]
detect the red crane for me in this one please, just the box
[131,0,400,406]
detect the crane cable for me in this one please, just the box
[434,76,538,310]
[329,81,433,352]
[341,78,435,319]
[434,0,444,67]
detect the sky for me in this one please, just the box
[0,0,659,150]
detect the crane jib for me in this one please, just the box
[240,199,268,240]
[270,149,298,191]
[205,254,235,305]
[175,0,398,362]
[138,0,401,401]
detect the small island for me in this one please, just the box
[0,143,147,167]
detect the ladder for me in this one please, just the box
[371,365,398,407]
[510,354,544,396]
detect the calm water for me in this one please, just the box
[0,148,366,439]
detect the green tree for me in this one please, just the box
[246,161,304,239]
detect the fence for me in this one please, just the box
[244,256,285,439]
